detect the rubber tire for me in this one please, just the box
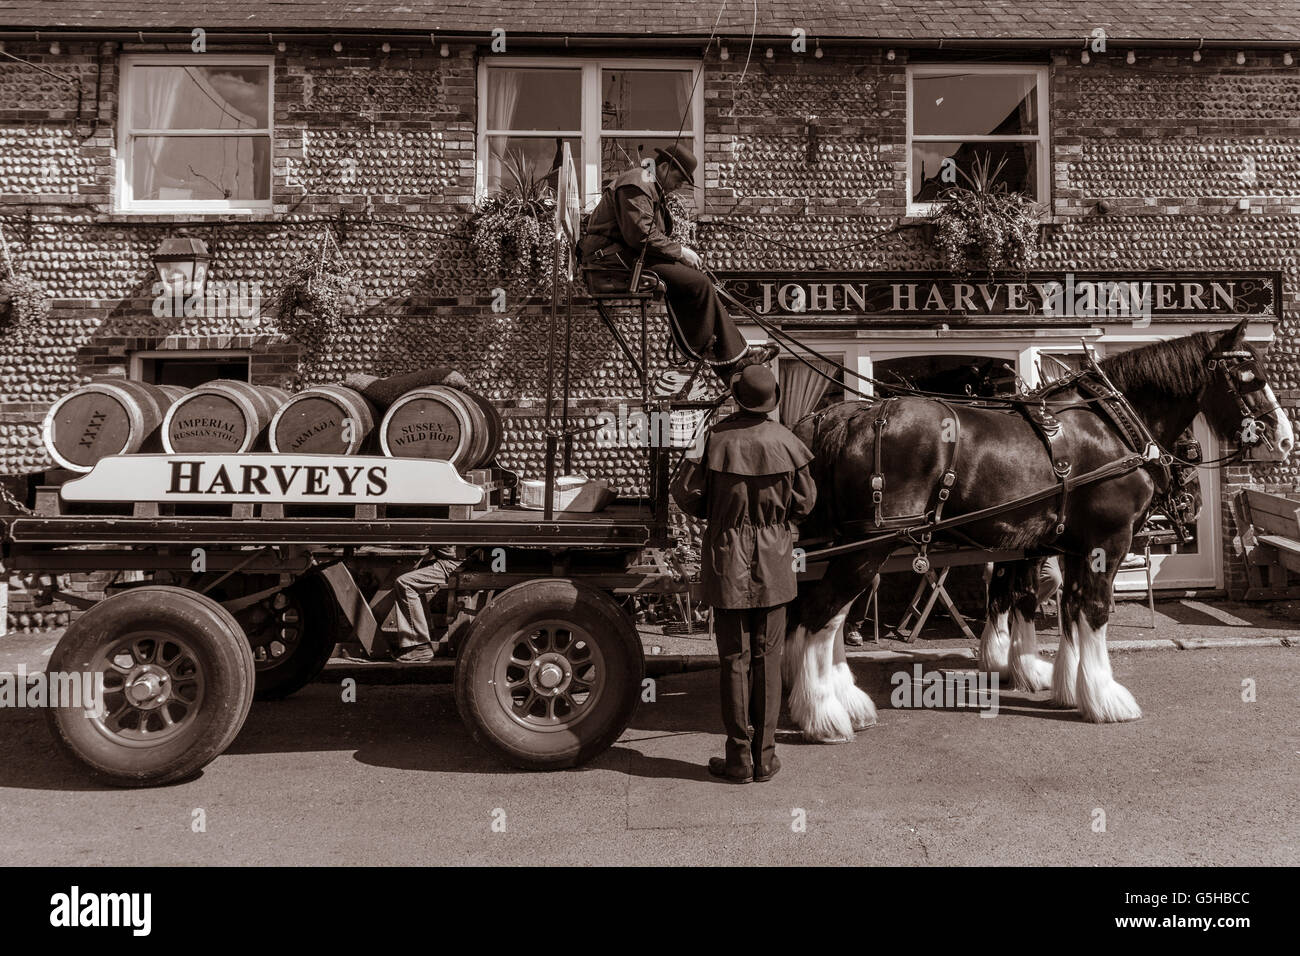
[454,579,644,770]
[252,573,343,701]
[45,586,256,788]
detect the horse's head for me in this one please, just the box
[1200,320,1295,461]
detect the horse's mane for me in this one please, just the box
[1097,330,1218,399]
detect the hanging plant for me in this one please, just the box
[0,223,51,339]
[275,227,360,354]
[468,149,561,295]
[927,152,1043,278]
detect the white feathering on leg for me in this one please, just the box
[1074,615,1141,722]
[1008,609,1053,692]
[978,609,1011,678]
[788,613,855,743]
[1050,624,1079,708]
[831,662,877,730]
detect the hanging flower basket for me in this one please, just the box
[927,153,1043,279]
[275,228,360,352]
[0,223,51,339]
[468,149,562,297]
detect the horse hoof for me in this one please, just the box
[1078,681,1142,723]
[805,733,854,744]
[1011,657,1054,693]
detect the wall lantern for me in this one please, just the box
[152,237,211,292]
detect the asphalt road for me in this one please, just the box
[0,645,1295,866]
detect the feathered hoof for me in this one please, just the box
[791,689,856,743]
[1048,688,1077,709]
[832,662,878,731]
[1011,656,1054,693]
[1077,679,1142,723]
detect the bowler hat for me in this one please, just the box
[653,144,697,186]
[730,363,781,414]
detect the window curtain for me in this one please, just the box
[779,358,836,427]
[486,70,523,187]
[135,68,185,199]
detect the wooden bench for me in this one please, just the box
[1230,489,1300,600]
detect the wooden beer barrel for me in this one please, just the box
[379,385,501,470]
[43,380,185,472]
[162,380,291,453]
[268,384,376,455]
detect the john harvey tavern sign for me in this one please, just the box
[715,271,1281,325]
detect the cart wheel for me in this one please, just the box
[45,586,255,787]
[247,573,342,701]
[455,579,644,770]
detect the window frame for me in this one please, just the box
[116,53,275,214]
[130,349,253,385]
[905,63,1050,217]
[477,56,704,212]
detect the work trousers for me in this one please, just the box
[713,604,786,771]
[391,558,460,649]
[647,262,749,367]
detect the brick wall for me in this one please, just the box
[2,39,1299,627]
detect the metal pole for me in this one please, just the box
[543,233,560,519]
[562,277,573,474]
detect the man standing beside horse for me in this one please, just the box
[671,365,817,783]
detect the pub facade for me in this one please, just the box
[2,1,1299,627]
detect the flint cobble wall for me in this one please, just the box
[2,40,1298,626]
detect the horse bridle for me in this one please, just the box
[1206,348,1283,453]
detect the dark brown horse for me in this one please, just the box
[785,321,1294,741]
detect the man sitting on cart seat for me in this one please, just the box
[577,144,779,397]
[389,546,464,663]
[671,365,817,783]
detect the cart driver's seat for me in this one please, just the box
[576,240,708,395]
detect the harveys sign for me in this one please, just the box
[716,271,1280,322]
[59,455,484,506]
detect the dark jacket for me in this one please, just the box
[671,412,817,609]
[577,166,682,267]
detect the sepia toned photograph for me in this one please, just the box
[0,0,1291,928]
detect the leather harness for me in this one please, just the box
[844,368,1171,569]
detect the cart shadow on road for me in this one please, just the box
[0,661,1090,792]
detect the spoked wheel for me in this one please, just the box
[240,574,341,700]
[45,586,255,787]
[494,619,607,730]
[455,579,644,770]
[93,632,206,744]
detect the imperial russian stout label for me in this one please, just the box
[162,381,289,454]
[166,393,250,451]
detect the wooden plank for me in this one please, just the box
[1231,492,1268,593]
[1257,533,1300,556]
[1242,489,1300,535]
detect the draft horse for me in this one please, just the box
[785,321,1294,741]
